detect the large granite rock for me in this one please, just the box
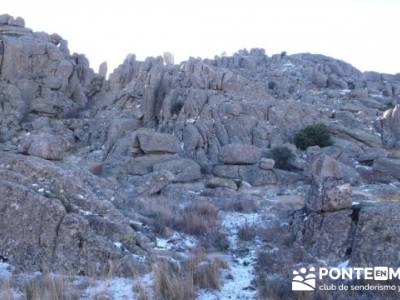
[0,153,148,275]
[126,154,177,175]
[0,14,96,143]
[306,178,352,212]
[373,157,400,180]
[219,143,261,165]
[351,202,400,267]
[293,209,354,261]
[133,130,181,154]
[308,153,360,184]
[18,133,71,160]
[153,158,202,182]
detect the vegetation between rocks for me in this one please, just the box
[294,123,332,150]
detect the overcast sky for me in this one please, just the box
[3,0,400,74]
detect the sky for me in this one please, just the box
[2,0,400,74]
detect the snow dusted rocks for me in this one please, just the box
[0,153,149,275]
[293,208,354,260]
[351,202,400,267]
[2,14,400,297]
[0,13,97,145]
[293,156,354,261]
[0,179,66,271]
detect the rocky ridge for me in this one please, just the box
[1,14,400,299]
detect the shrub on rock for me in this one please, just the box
[294,123,332,150]
[271,146,295,170]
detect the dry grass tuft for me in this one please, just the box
[0,278,13,300]
[153,249,227,299]
[219,195,259,213]
[137,197,177,236]
[153,259,195,300]
[135,197,229,251]
[134,282,150,300]
[176,201,219,236]
[20,274,79,300]
[237,223,257,241]
[185,250,227,290]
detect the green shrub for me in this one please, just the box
[294,123,332,150]
[271,147,295,170]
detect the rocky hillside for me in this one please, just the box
[1,14,400,299]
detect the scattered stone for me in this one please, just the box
[259,158,275,170]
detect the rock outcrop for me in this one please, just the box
[1,13,400,282]
[378,104,400,148]
[0,153,148,275]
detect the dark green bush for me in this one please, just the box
[294,123,332,150]
[271,147,295,170]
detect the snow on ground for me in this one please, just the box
[155,231,196,253]
[199,212,262,300]
[79,272,154,300]
[337,259,350,269]
[0,262,12,278]
[81,278,135,299]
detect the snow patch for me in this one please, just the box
[114,242,122,249]
[82,278,135,299]
[0,262,12,278]
[337,259,350,269]
[80,209,95,216]
[198,212,260,299]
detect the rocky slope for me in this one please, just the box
[1,14,400,299]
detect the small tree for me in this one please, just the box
[271,147,295,171]
[294,123,332,150]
